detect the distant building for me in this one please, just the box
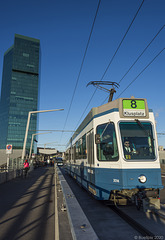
[158,146,164,151]
[0,34,40,152]
[38,148,57,155]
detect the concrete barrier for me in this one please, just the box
[57,167,99,240]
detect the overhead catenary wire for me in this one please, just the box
[74,0,145,130]
[69,49,164,148]
[101,0,145,81]
[118,25,165,85]
[101,25,165,104]
[61,0,101,134]
[117,48,165,98]
[29,129,76,132]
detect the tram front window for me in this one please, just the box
[119,121,156,160]
[96,122,119,161]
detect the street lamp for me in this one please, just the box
[22,109,64,160]
[29,132,52,159]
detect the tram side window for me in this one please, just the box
[78,139,82,158]
[73,144,76,162]
[82,134,87,159]
[119,122,156,160]
[87,131,94,164]
[75,136,87,160]
[75,140,81,159]
[96,122,119,161]
[75,141,79,159]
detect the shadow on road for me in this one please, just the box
[0,167,55,240]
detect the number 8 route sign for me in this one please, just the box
[6,144,13,154]
[122,99,146,117]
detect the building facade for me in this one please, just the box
[0,34,40,151]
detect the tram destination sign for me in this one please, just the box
[122,99,146,117]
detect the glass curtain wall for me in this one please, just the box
[0,34,40,151]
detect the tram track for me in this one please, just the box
[107,203,165,237]
[151,210,165,221]
[108,205,156,237]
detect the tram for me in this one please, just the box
[65,96,163,211]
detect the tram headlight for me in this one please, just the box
[138,175,147,183]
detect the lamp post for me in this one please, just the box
[22,109,64,160]
[29,132,52,160]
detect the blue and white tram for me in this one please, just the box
[65,97,163,211]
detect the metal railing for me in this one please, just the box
[0,157,33,184]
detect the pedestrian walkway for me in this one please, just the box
[0,166,72,240]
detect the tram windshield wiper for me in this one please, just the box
[100,119,111,139]
[134,119,153,138]
[135,119,154,152]
[135,119,148,135]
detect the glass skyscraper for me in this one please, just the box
[0,34,40,151]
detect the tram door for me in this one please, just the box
[87,130,94,183]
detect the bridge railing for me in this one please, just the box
[0,158,33,184]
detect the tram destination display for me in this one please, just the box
[122,99,146,117]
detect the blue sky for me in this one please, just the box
[0,0,164,151]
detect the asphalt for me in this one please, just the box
[0,166,72,240]
[0,166,164,240]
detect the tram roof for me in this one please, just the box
[69,97,149,144]
[71,98,121,142]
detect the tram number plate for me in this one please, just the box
[123,99,146,117]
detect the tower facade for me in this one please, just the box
[0,34,40,151]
